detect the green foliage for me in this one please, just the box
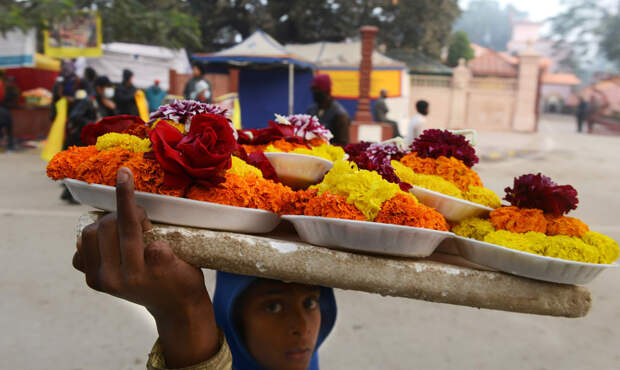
[1,0,461,58]
[446,31,474,67]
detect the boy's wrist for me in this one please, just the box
[152,296,220,368]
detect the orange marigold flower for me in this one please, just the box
[399,153,482,191]
[308,138,327,147]
[303,191,366,221]
[279,189,318,215]
[545,215,590,238]
[375,193,449,231]
[186,173,294,213]
[122,154,185,197]
[74,148,133,185]
[490,206,547,234]
[47,146,99,180]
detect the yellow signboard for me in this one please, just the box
[319,69,402,99]
[44,12,102,58]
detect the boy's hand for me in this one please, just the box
[73,167,219,367]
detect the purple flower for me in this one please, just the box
[412,129,478,168]
[275,114,333,142]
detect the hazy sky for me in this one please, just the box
[460,0,562,21]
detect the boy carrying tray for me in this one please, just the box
[73,167,337,370]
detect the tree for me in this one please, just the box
[446,31,475,67]
[549,0,620,70]
[453,0,527,51]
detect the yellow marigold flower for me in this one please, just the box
[463,186,502,208]
[228,156,263,178]
[544,235,600,263]
[150,119,185,133]
[290,144,346,162]
[95,133,151,153]
[313,160,410,221]
[581,231,619,264]
[484,230,547,255]
[392,160,462,198]
[452,217,495,241]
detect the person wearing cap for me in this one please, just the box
[94,76,117,119]
[306,74,350,146]
[114,69,139,116]
[145,80,167,112]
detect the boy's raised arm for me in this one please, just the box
[73,167,221,368]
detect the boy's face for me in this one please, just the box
[238,280,322,370]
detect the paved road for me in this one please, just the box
[2,114,619,369]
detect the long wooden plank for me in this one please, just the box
[77,212,591,318]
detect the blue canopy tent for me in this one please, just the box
[193,30,316,129]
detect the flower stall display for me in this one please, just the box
[450,173,619,284]
[48,101,289,233]
[280,160,453,257]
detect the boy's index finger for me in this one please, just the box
[115,167,145,269]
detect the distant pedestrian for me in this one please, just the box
[373,89,400,138]
[93,76,117,119]
[114,69,139,116]
[576,96,588,133]
[306,74,350,146]
[184,62,212,102]
[407,100,429,144]
[0,74,16,151]
[145,80,167,111]
[81,67,97,97]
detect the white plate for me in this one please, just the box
[453,235,618,285]
[282,215,453,257]
[264,152,333,190]
[65,179,280,233]
[409,185,494,222]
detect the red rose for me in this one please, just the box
[80,115,146,145]
[149,113,236,188]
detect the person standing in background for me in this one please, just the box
[408,100,429,144]
[114,69,139,116]
[0,74,15,151]
[306,74,350,146]
[145,80,167,111]
[373,89,400,138]
[184,62,211,101]
[576,96,588,133]
[81,67,97,97]
[93,76,117,119]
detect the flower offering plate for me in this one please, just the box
[264,152,333,190]
[409,185,494,222]
[65,179,281,233]
[282,215,453,257]
[452,235,618,285]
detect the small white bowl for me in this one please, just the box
[453,235,618,285]
[65,179,280,233]
[409,185,494,222]
[264,152,333,190]
[282,215,453,258]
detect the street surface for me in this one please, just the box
[1,114,619,369]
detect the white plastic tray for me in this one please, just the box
[65,178,281,233]
[453,235,618,285]
[264,152,333,189]
[409,185,494,222]
[282,215,453,257]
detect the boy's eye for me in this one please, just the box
[304,297,319,310]
[265,302,283,313]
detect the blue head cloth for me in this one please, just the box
[213,271,337,370]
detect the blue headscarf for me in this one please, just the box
[213,271,337,370]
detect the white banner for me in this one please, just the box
[0,28,36,68]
